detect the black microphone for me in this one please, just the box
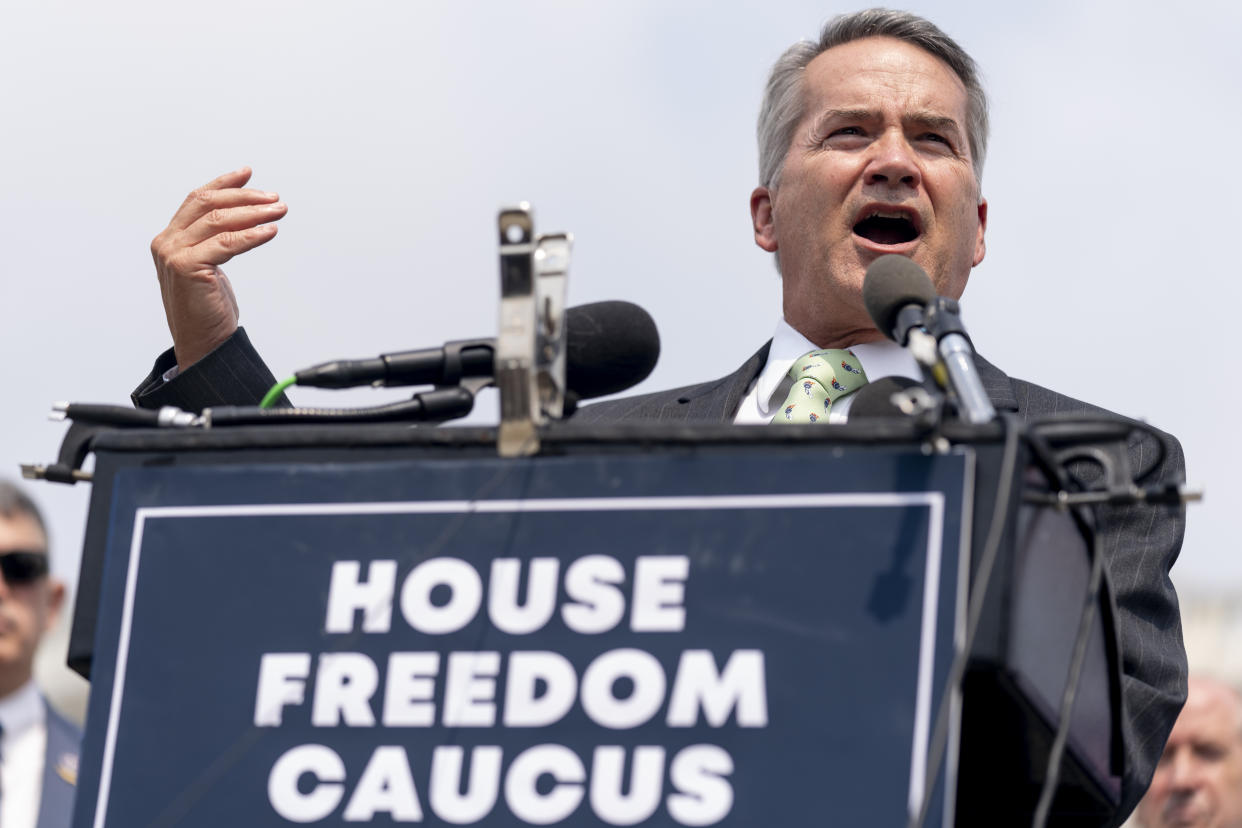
[862,254,935,345]
[294,300,660,402]
[849,376,922,419]
[862,255,996,424]
[563,300,661,400]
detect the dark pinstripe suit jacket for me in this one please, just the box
[134,330,1187,823]
[575,341,1188,823]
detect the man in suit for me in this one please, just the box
[0,481,80,828]
[132,9,1187,823]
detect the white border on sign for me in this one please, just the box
[94,492,947,828]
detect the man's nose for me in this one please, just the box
[1167,750,1204,791]
[864,130,921,189]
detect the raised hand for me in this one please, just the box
[150,167,288,370]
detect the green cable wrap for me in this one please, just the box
[259,376,297,409]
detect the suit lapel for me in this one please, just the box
[659,339,1021,424]
[669,341,771,423]
[973,354,1020,412]
[36,702,80,828]
[674,341,1020,421]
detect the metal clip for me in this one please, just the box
[19,463,92,484]
[534,232,571,420]
[496,204,540,457]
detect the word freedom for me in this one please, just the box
[254,554,770,825]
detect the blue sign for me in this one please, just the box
[76,446,972,827]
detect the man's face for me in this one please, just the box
[751,36,987,346]
[0,513,61,689]
[1137,678,1242,828]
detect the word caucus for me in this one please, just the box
[254,554,771,826]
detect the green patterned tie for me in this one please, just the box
[771,349,868,424]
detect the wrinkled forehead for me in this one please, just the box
[802,37,970,129]
[1175,682,1242,741]
[0,513,47,553]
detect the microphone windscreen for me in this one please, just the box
[849,376,921,419]
[862,254,936,339]
[566,301,661,400]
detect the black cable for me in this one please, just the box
[1030,416,1169,485]
[1031,517,1105,827]
[59,403,163,427]
[990,416,1112,825]
[204,387,475,426]
[910,412,1022,828]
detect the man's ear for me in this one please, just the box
[44,578,66,630]
[751,186,778,253]
[972,197,988,267]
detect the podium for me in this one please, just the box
[62,420,1126,827]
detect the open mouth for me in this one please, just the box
[853,210,920,246]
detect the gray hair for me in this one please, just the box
[0,480,48,544]
[757,8,990,193]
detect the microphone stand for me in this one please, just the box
[922,298,995,425]
[900,297,996,426]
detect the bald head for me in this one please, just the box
[1137,676,1242,828]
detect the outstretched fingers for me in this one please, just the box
[149,167,290,370]
[187,221,282,269]
[175,199,288,250]
[165,166,281,233]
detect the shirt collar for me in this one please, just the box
[0,678,45,740]
[754,318,924,413]
[754,318,821,409]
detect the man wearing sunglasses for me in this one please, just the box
[0,481,78,828]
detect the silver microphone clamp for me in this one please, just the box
[496,204,572,458]
[921,298,996,425]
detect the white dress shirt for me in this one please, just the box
[0,679,48,828]
[733,317,923,425]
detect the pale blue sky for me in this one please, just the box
[2,1,1238,592]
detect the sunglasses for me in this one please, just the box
[0,550,49,586]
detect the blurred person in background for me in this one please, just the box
[1136,675,1242,828]
[0,481,79,828]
